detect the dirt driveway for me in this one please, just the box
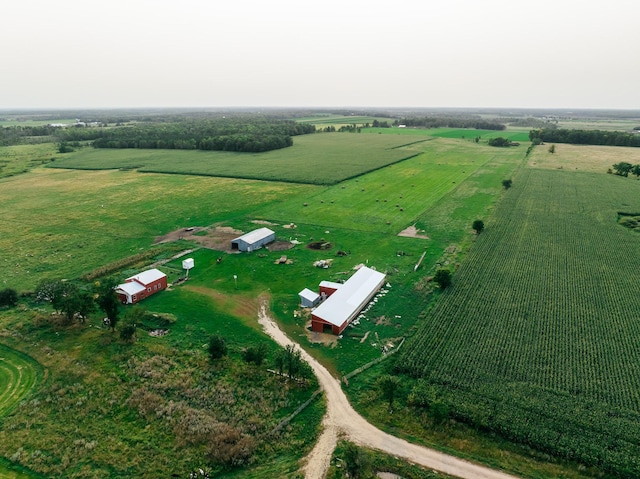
[257,301,521,479]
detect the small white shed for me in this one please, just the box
[299,288,320,308]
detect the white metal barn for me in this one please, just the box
[311,266,386,335]
[231,227,275,252]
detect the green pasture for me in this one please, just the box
[0,168,312,291]
[49,133,430,185]
[361,127,531,142]
[0,344,43,479]
[0,344,43,417]
[398,168,640,476]
[255,137,525,234]
[0,144,57,179]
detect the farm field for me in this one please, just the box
[49,133,431,185]
[255,137,525,233]
[0,128,552,478]
[528,142,640,173]
[362,127,531,142]
[0,167,313,292]
[397,167,640,477]
[0,143,57,179]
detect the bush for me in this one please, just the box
[433,269,452,290]
[242,343,268,366]
[207,424,256,466]
[0,288,18,307]
[208,334,227,360]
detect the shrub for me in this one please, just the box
[208,335,227,360]
[0,288,19,307]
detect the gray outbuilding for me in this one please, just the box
[231,227,275,252]
[299,288,320,308]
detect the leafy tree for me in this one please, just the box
[120,306,144,341]
[0,288,18,307]
[343,443,370,479]
[94,278,120,331]
[75,291,96,323]
[433,269,452,290]
[502,179,513,189]
[613,162,633,177]
[548,144,556,154]
[119,321,137,341]
[242,343,268,366]
[472,219,484,234]
[57,142,74,153]
[487,137,513,147]
[274,349,286,377]
[377,374,401,411]
[208,334,227,360]
[275,344,304,380]
[631,164,640,178]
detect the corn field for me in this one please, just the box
[399,168,640,477]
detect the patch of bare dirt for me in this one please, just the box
[252,220,278,226]
[398,224,429,239]
[154,225,244,252]
[267,241,295,252]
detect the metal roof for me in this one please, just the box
[127,268,166,286]
[299,288,320,302]
[232,227,275,245]
[116,282,146,295]
[319,280,343,290]
[312,266,386,327]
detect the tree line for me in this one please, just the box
[393,117,506,130]
[0,117,316,153]
[530,128,640,147]
[91,118,315,153]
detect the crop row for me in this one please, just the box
[398,168,640,476]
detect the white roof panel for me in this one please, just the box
[299,288,320,302]
[233,227,275,245]
[116,282,146,295]
[313,266,386,327]
[127,268,166,285]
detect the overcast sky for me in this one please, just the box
[2,0,639,110]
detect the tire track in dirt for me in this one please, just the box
[257,301,521,479]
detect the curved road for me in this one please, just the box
[258,303,521,479]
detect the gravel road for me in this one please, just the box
[257,302,522,479]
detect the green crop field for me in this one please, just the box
[49,133,430,185]
[398,168,640,477]
[362,127,531,142]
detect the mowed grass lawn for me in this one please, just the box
[49,133,431,185]
[0,168,313,291]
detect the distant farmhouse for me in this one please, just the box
[311,266,386,335]
[116,268,167,304]
[231,227,275,252]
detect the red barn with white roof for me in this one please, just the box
[116,268,167,304]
